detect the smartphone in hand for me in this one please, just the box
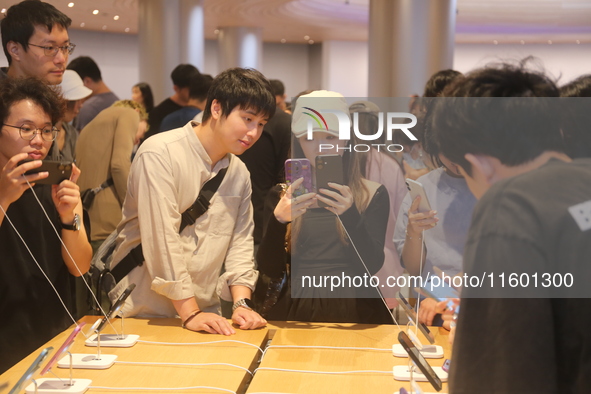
[405,178,432,213]
[18,159,73,185]
[285,159,313,197]
[315,154,344,207]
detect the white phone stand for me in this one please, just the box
[84,314,138,348]
[61,324,117,369]
[393,328,443,359]
[27,354,91,393]
[392,364,448,382]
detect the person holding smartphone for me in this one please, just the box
[0,77,91,373]
[256,91,391,324]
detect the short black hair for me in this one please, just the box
[560,74,591,98]
[1,0,72,65]
[423,69,463,98]
[0,77,65,125]
[430,60,563,175]
[171,64,200,88]
[189,74,213,101]
[133,82,154,113]
[559,75,591,158]
[269,79,285,97]
[201,68,275,123]
[67,56,102,82]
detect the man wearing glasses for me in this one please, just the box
[1,0,74,85]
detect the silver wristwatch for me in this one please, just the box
[232,298,255,312]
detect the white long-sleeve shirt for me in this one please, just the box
[109,122,258,317]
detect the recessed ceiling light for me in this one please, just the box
[80,22,85,27]
[125,27,130,33]
[281,39,286,43]
[520,40,525,45]
[576,40,581,44]
[304,35,310,40]
[214,29,220,34]
[493,40,498,45]
[92,9,99,15]
[102,25,107,30]
[113,15,119,21]
[308,40,314,45]
[548,40,552,44]
[1,8,6,13]
[68,2,74,7]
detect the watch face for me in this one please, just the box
[244,298,255,309]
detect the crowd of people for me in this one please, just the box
[1,1,590,392]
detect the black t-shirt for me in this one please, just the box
[450,158,591,393]
[0,186,73,373]
[238,107,291,244]
[144,98,183,141]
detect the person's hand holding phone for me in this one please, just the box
[274,177,317,224]
[0,153,48,209]
[51,163,81,223]
[317,182,353,216]
[407,195,438,237]
[418,297,441,326]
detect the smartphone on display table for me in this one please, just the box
[405,178,432,213]
[8,347,53,394]
[398,331,443,391]
[40,323,86,376]
[315,154,344,208]
[18,160,73,185]
[95,283,136,334]
[396,292,435,344]
[285,159,313,197]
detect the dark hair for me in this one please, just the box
[67,56,102,82]
[430,60,563,175]
[423,69,463,98]
[559,75,591,158]
[188,74,213,101]
[560,74,591,98]
[0,77,65,125]
[1,0,71,65]
[269,79,285,97]
[133,82,154,113]
[171,64,200,88]
[201,68,275,123]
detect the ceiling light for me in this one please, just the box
[113,15,119,21]
[281,39,286,43]
[68,2,74,7]
[493,40,498,45]
[576,40,581,44]
[1,8,6,13]
[102,25,107,30]
[548,40,552,44]
[92,9,99,15]
[308,40,314,44]
[304,35,310,40]
[80,22,85,27]
[214,29,220,34]
[520,40,525,45]
[125,28,130,33]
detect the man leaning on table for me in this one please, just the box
[431,61,591,393]
[107,68,274,334]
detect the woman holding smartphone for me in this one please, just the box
[256,91,392,324]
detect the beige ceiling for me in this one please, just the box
[2,0,591,44]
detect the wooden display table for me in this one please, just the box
[249,321,451,394]
[1,316,268,394]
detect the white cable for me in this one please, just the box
[415,228,426,338]
[254,367,392,375]
[261,344,391,362]
[88,385,236,393]
[334,213,401,328]
[25,179,120,336]
[136,339,263,354]
[113,360,252,375]
[0,203,79,331]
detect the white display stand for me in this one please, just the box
[25,378,91,394]
[392,365,448,382]
[84,334,139,347]
[57,353,117,370]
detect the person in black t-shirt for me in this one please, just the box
[0,77,92,373]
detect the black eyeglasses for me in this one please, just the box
[28,43,76,57]
[2,123,58,142]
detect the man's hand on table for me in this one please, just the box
[232,307,267,330]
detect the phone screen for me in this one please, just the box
[95,283,136,333]
[398,331,443,391]
[9,347,53,394]
[396,292,435,344]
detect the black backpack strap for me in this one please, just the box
[110,160,231,284]
[179,165,229,232]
